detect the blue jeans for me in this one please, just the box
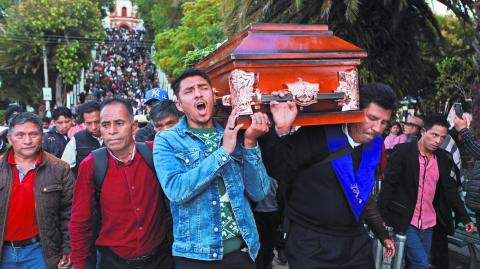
[0,242,48,269]
[405,225,433,269]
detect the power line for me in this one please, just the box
[0,33,156,43]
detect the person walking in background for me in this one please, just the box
[61,101,103,176]
[378,113,475,269]
[253,177,281,269]
[135,89,169,142]
[402,115,424,143]
[384,122,406,155]
[0,105,25,158]
[43,107,73,158]
[149,100,182,135]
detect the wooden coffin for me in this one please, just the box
[196,23,367,126]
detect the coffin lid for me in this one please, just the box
[196,23,367,71]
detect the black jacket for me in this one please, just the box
[135,123,155,142]
[74,130,101,168]
[378,142,471,235]
[260,125,389,241]
[43,128,70,159]
[465,161,480,212]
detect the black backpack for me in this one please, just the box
[91,142,173,245]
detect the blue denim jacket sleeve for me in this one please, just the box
[240,143,270,202]
[153,134,232,204]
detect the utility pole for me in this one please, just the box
[42,44,51,114]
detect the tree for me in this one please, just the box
[153,0,224,76]
[425,15,475,114]
[134,0,185,37]
[0,0,105,107]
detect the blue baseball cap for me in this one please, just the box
[144,88,168,105]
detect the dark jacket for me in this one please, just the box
[73,130,101,173]
[0,149,75,269]
[378,142,471,235]
[135,123,155,142]
[0,129,7,155]
[465,160,480,212]
[260,125,389,241]
[43,128,70,159]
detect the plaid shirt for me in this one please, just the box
[459,128,480,160]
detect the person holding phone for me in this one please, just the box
[453,103,480,159]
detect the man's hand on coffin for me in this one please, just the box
[244,112,270,148]
[270,90,298,136]
[222,108,244,154]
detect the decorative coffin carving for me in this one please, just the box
[196,23,367,126]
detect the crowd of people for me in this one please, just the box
[2,29,480,269]
[81,28,159,115]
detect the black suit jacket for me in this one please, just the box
[378,142,470,235]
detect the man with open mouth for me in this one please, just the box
[153,68,271,269]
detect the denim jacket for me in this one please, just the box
[153,117,270,261]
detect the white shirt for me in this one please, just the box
[342,124,361,148]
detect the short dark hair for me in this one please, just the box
[423,113,449,131]
[78,101,101,122]
[150,100,183,122]
[42,116,51,123]
[101,97,134,121]
[171,68,211,97]
[8,112,43,134]
[391,122,402,135]
[4,105,25,124]
[52,106,73,120]
[359,82,398,111]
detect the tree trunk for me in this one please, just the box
[55,74,64,107]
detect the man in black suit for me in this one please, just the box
[378,113,475,269]
[261,82,396,269]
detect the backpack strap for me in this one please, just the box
[135,142,154,171]
[92,147,109,192]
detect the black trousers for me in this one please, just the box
[173,249,255,269]
[430,224,450,269]
[286,222,374,269]
[254,211,281,269]
[99,243,174,269]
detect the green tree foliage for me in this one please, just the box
[0,0,105,106]
[0,0,11,24]
[153,0,224,76]
[435,56,475,108]
[134,0,184,36]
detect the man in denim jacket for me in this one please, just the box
[153,68,271,269]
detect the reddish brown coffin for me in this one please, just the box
[196,23,367,126]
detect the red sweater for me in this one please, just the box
[5,151,42,241]
[69,142,167,269]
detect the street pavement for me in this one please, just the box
[271,244,474,269]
